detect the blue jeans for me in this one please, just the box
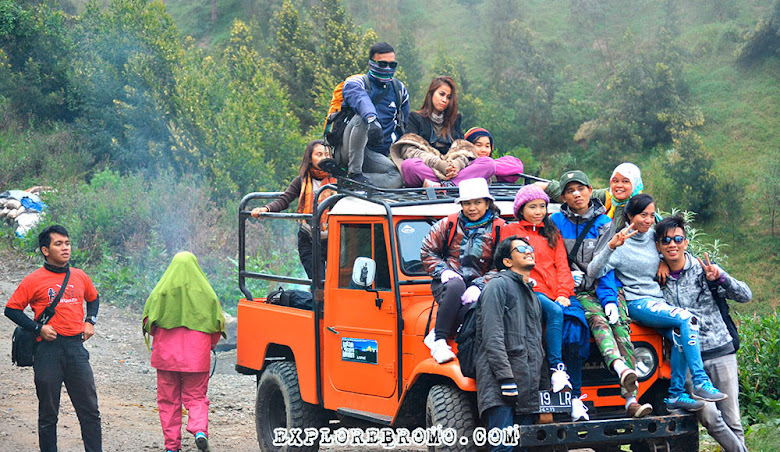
[484,405,534,452]
[535,293,564,368]
[536,293,582,396]
[627,297,710,398]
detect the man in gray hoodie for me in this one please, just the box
[656,215,752,452]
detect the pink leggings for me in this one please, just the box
[400,156,496,187]
[157,369,210,451]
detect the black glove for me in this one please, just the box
[366,118,383,147]
[500,378,518,405]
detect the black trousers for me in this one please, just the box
[297,228,327,281]
[432,278,469,341]
[33,335,102,452]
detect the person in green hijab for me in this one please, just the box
[142,252,226,452]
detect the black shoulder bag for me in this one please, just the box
[708,280,740,352]
[11,268,70,367]
[568,215,599,268]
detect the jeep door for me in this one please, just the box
[323,221,398,399]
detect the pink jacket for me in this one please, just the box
[150,326,220,372]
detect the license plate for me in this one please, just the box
[538,390,572,413]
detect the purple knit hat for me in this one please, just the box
[513,184,550,219]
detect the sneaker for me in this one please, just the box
[550,364,573,393]
[619,368,638,393]
[195,432,209,452]
[571,395,589,421]
[428,338,456,364]
[318,158,347,177]
[665,394,705,412]
[422,179,442,188]
[692,381,728,402]
[423,331,436,349]
[626,402,653,418]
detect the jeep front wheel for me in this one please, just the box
[425,384,479,452]
[256,361,322,452]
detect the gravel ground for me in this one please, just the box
[0,248,259,451]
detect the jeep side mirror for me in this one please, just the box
[351,257,376,288]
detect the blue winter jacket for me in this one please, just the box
[342,73,410,156]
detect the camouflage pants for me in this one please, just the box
[578,292,637,398]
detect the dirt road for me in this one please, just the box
[0,249,259,451]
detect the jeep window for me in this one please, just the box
[397,219,435,276]
[338,223,391,290]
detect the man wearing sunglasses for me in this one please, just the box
[474,236,546,452]
[339,42,409,188]
[656,215,752,452]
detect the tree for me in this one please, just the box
[269,0,319,132]
[663,121,717,221]
[170,20,305,198]
[0,0,76,121]
[764,154,780,237]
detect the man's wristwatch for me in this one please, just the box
[85,316,97,325]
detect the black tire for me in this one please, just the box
[425,384,479,452]
[256,361,323,452]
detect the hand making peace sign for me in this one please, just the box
[608,223,639,250]
[697,252,722,281]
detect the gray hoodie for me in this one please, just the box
[661,252,752,359]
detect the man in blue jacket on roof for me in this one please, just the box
[339,42,409,188]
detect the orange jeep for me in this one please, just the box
[236,181,699,451]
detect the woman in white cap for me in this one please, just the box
[420,178,505,363]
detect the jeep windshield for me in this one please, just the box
[396,219,437,276]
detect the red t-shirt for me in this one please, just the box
[7,267,98,337]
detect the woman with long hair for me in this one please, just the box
[251,139,336,280]
[588,194,728,412]
[503,184,594,421]
[390,76,495,187]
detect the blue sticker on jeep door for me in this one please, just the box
[341,338,378,364]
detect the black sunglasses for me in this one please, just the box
[660,235,686,245]
[372,60,398,69]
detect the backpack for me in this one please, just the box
[266,286,314,311]
[708,281,740,352]
[455,300,479,378]
[323,74,405,147]
[444,212,505,250]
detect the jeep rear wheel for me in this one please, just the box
[256,361,323,452]
[425,384,479,452]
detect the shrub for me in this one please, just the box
[737,311,780,424]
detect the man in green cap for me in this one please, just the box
[550,171,652,419]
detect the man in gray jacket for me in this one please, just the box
[475,236,545,452]
[656,215,752,452]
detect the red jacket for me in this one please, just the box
[503,220,575,300]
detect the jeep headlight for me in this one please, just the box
[634,345,657,380]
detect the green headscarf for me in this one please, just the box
[142,252,226,349]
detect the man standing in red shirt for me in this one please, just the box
[5,225,102,452]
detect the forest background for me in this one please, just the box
[1,0,779,445]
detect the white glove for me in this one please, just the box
[461,286,481,305]
[605,303,620,324]
[571,270,584,287]
[440,269,462,284]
